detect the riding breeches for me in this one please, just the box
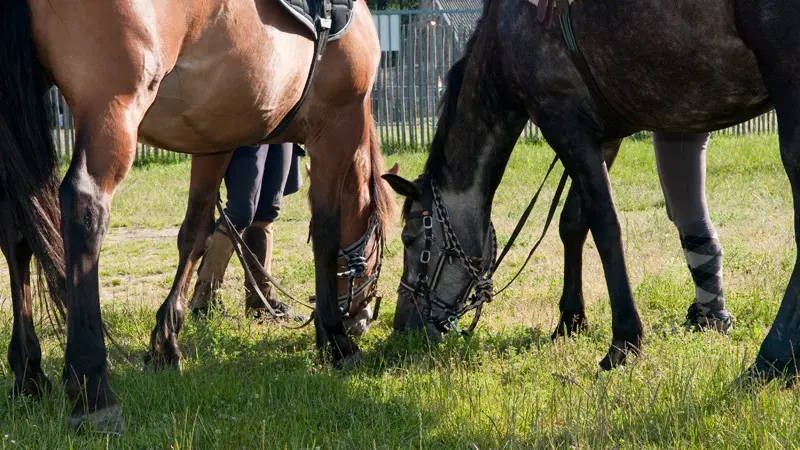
[222,143,303,230]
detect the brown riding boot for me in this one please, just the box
[188,224,235,317]
[242,222,305,321]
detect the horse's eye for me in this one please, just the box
[401,233,416,247]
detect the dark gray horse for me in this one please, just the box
[383,0,797,383]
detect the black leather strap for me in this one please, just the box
[558,5,634,133]
[263,0,333,141]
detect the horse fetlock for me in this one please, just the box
[551,310,587,340]
[145,328,183,371]
[11,368,51,399]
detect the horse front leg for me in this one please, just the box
[146,153,230,370]
[1,210,51,398]
[553,140,621,339]
[59,114,139,432]
[545,126,642,370]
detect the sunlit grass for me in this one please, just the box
[1,134,798,448]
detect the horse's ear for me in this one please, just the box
[382,173,420,200]
[388,162,400,175]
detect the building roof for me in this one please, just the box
[431,0,482,29]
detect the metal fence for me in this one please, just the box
[48,9,778,161]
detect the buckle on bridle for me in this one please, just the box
[435,205,449,222]
[422,214,433,229]
[420,250,431,264]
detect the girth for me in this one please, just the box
[262,0,334,142]
[556,1,636,134]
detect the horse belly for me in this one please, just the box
[138,0,313,152]
[579,0,771,132]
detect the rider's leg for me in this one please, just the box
[654,131,731,332]
[244,143,297,317]
[188,145,266,315]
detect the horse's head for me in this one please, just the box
[383,172,497,340]
[308,161,399,336]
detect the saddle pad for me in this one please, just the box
[276,0,356,42]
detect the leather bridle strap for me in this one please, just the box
[557,3,635,133]
[262,0,332,141]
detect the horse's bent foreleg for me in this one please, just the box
[146,153,230,370]
[1,211,51,398]
[553,140,621,339]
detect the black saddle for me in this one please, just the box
[276,0,356,42]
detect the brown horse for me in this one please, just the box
[1,0,393,432]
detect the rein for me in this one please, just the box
[214,183,385,328]
[400,155,569,336]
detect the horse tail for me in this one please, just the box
[1,0,67,317]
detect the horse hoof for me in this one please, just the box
[11,373,52,400]
[68,404,125,434]
[143,352,183,373]
[343,307,372,337]
[598,339,639,371]
[551,311,587,340]
[330,335,362,369]
[339,350,364,369]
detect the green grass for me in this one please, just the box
[2,134,799,448]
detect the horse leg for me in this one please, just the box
[738,3,800,384]
[146,153,230,370]
[553,140,622,339]
[307,104,374,368]
[543,126,642,370]
[1,213,51,398]
[60,103,155,431]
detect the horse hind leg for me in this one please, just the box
[145,154,230,370]
[1,208,51,399]
[553,140,622,340]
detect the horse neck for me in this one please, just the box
[429,86,528,218]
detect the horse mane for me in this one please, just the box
[402,0,494,220]
[423,0,494,177]
[369,120,396,240]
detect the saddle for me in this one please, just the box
[276,0,356,42]
[261,0,356,141]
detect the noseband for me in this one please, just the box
[399,178,498,335]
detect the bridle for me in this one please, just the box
[398,177,498,335]
[398,156,569,336]
[333,211,384,320]
[217,178,386,328]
